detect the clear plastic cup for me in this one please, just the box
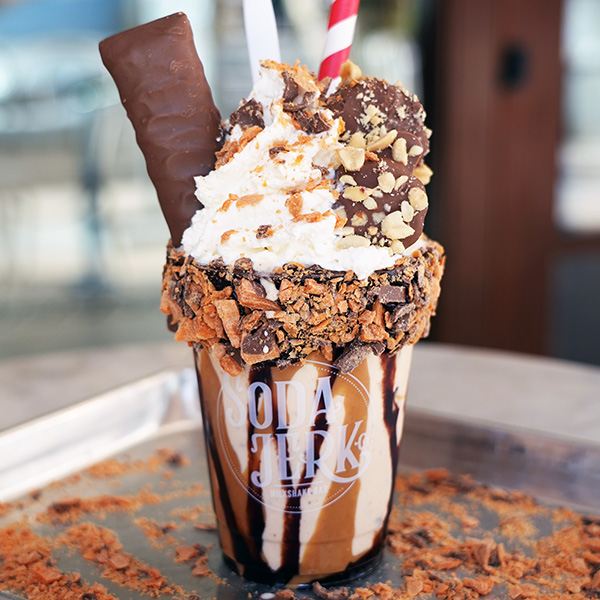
[194,344,414,585]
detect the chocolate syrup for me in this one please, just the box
[195,349,410,585]
[380,352,400,544]
[279,363,339,578]
[244,365,270,563]
[194,354,256,570]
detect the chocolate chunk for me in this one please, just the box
[166,313,178,332]
[308,112,330,133]
[369,340,386,355]
[405,530,430,547]
[284,92,316,113]
[391,304,416,333]
[294,110,331,134]
[166,452,184,467]
[294,111,312,131]
[377,284,408,304]
[235,277,280,311]
[230,98,264,129]
[233,257,254,272]
[99,13,222,246]
[269,146,286,157]
[326,77,430,156]
[334,340,371,373]
[241,324,280,364]
[82,594,99,600]
[313,163,330,176]
[282,71,299,103]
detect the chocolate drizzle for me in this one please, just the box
[194,353,253,567]
[279,363,339,577]
[245,365,270,563]
[381,352,400,532]
[99,13,222,246]
[195,347,412,585]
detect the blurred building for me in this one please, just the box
[0,0,598,366]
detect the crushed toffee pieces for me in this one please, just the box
[1,451,599,600]
[161,237,444,376]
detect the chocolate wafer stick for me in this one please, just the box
[99,12,222,246]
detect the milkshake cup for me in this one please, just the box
[100,14,444,586]
[194,345,413,584]
[160,225,443,584]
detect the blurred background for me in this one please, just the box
[0,0,598,366]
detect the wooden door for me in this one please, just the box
[427,0,564,355]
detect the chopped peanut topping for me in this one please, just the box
[401,201,415,222]
[394,175,409,190]
[382,211,415,240]
[343,186,370,203]
[338,146,365,171]
[392,137,408,165]
[409,187,429,211]
[363,197,378,210]
[378,172,396,194]
[340,174,358,186]
[414,163,433,185]
[338,234,370,249]
[366,129,398,152]
[340,60,363,84]
[351,211,368,227]
[390,240,406,254]
[347,132,367,149]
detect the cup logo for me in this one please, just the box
[216,360,372,513]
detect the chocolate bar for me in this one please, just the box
[99,12,222,245]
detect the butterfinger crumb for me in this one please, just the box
[313,581,350,599]
[0,526,118,600]
[162,238,444,374]
[56,523,184,598]
[1,449,598,599]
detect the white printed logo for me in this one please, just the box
[216,361,372,512]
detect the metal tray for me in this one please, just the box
[1,368,599,600]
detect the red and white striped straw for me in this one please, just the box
[318,0,360,81]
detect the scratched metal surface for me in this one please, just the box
[1,369,599,600]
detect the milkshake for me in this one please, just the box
[195,346,414,584]
[100,13,444,585]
